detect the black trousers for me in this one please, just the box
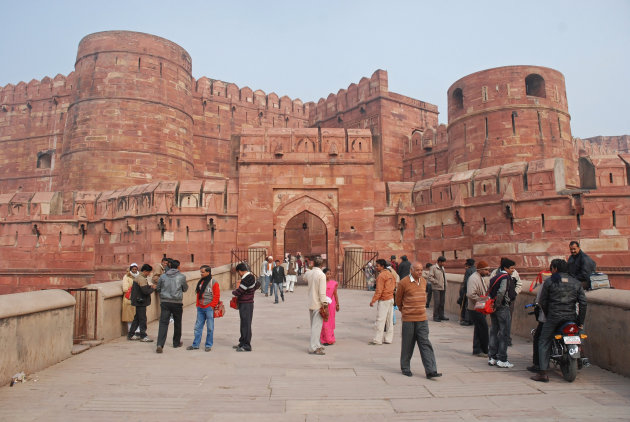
[157,302,183,348]
[532,321,543,366]
[238,302,254,350]
[469,310,489,354]
[128,305,147,338]
[432,289,446,319]
[426,282,433,307]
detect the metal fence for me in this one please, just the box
[342,250,378,290]
[65,288,99,344]
[230,248,268,288]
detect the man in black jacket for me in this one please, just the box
[128,264,155,342]
[271,259,286,303]
[397,255,411,279]
[567,241,596,290]
[232,262,259,351]
[532,259,587,382]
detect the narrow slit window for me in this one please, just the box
[541,214,545,232]
[612,210,617,228]
[485,117,489,140]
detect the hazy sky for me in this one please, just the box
[1,0,628,138]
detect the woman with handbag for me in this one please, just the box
[187,265,220,352]
[320,268,339,346]
[128,264,155,342]
[122,263,139,331]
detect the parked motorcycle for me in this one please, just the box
[525,303,589,382]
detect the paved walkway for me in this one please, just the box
[1,287,629,421]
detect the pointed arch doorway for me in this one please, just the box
[284,211,328,267]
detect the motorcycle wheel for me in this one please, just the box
[560,356,578,382]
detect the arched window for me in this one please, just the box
[525,74,546,98]
[37,152,52,169]
[452,88,464,110]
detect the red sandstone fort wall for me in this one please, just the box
[309,70,440,182]
[1,30,629,294]
[0,74,75,193]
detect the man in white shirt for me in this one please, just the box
[305,256,328,355]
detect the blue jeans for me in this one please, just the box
[263,275,271,294]
[192,306,214,348]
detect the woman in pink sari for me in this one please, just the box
[320,268,340,345]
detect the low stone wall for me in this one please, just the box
[86,264,233,342]
[445,274,630,377]
[0,290,75,386]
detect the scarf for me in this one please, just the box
[196,275,212,298]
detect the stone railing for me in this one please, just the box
[444,274,630,377]
[0,290,75,385]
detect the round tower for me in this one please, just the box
[59,31,194,191]
[446,66,578,188]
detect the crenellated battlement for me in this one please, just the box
[193,76,312,119]
[309,70,389,124]
[0,73,76,106]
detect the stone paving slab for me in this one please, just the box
[0,288,629,421]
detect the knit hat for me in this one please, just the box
[476,260,490,270]
[129,263,138,269]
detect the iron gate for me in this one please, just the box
[342,249,379,290]
[65,288,99,344]
[230,248,268,288]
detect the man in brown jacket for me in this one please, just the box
[369,259,396,345]
[395,261,442,379]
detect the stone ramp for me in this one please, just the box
[0,288,628,421]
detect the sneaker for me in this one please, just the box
[205,347,212,352]
[497,360,514,368]
[488,358,497,366]
[140,337,153,343]
[169,317,174,324]
[186,346,198,350]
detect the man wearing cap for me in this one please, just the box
[466,261,491,356]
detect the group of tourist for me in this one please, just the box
[121,240,590,382]
[463,241,589,382]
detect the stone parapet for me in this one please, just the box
[0,289,75,386]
